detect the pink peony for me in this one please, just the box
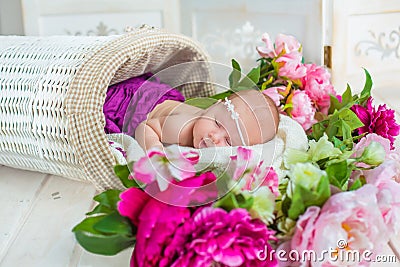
[133,146,199,191]
[275,51,307,80]
[290,90,317,130]
[373,179,400,235]
[274,33,302,55]
[118,187,191,267]
[256,33,301,59]
[118,173,218,267]
[262,86,285,107]
[257,32,277,58]
[301,63,336,114]
[351,97,400,149]
[361,155,400,235]
[285,185,390,267]
[165,207,278,267]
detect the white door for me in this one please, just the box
[180,0,324,88]
[330,0,400,98]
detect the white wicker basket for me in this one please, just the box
[0,26,214,190]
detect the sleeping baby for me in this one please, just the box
[134,89,280,151]
[103,74,279,151]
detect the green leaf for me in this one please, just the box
[328,95,341,114]
[235,194,254,210]
[213,192,239,211]
[232,58,241,72]
[209,90,233,100]
[341,121,352,143]
[332,136,347,151]
[337,108,364,131]
[325,160,352,188]
[185,97,218,109]
[213,188,254,212]
[86,204,114,216]
[358,68,373,105]
[311,120,328,141]
[87,189,122,216]
[114,164,139,188]
[229,59,242,88]
[288,187,306,220]
[72,215,135,256]
[348,178,363,191]
[281,196,292,217]
[235,66,260,90]
[93,211,134,236]
[341,85,353,107]
[288,176,330,220]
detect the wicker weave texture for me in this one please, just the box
[0,27,214,190]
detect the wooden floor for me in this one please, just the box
[0,92,399,267]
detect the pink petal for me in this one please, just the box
[118,188,151,226]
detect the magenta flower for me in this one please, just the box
[118,173,218,267]
[290,90,317,130]
[351,97,400,149]
[301,63,336,114]
[165,207,278,267]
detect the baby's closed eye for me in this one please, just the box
[214,118,231,146]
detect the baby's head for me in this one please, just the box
[192,89,280,148]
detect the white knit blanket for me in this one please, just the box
[107,115,308,179]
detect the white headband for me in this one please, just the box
[223,97,246,146]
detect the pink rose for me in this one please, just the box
[290,90,317,130]
[276,51,307,80]
[301,63,336,114]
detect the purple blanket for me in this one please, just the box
[103,73,185,136]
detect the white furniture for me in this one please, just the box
[20,0,400,96]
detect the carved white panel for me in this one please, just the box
[21,0,180,36]
[38,12,162,36]
[181,0,324,76]
[331,0,400,94]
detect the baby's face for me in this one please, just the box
[192,95,277,148]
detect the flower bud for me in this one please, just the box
[360,141,386,166]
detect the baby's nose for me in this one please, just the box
[209,131,225,145]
